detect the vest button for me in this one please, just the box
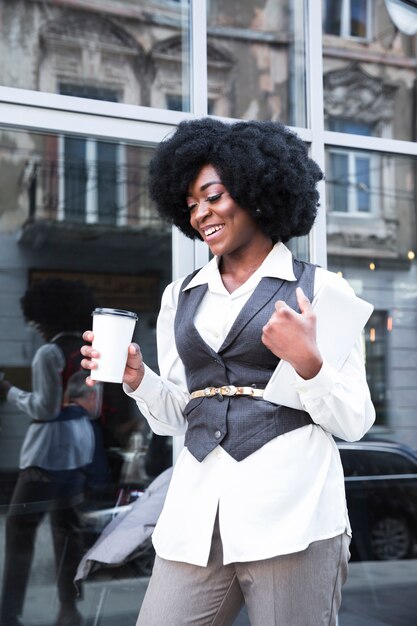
[214,430,222,439]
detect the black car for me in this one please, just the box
[337,439,417,561]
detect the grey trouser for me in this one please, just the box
[136,516,350,626]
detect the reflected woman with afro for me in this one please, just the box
[0,279,98,626]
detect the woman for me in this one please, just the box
[0,279,97,626]
[81,118,375,626]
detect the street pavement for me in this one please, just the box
[0,515,416,625]
[7,560,417,626]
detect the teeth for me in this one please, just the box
[205,225,224,236]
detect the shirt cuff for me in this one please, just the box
[6,386,21,403]
[123,364,162,404]
[293,360,336,408]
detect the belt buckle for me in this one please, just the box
[220,385,237,396]
[204,387,214,397]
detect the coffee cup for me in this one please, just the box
[90,308,138,383]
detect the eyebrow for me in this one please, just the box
[186,180,222,197]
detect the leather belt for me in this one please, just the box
[190,385,264,399]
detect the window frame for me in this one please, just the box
[0,0,416,264]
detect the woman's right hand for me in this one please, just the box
[80,331,145,391]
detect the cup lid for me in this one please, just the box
[92,308,138,320]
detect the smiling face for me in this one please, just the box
[186,164,270,259]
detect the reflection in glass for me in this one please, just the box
[326,148,417,622]
[338,439,417,563]
[324,0,370,38]
[323,0,417,140]
[207,0,307,125]
[0,127,172,624]
[0,128,166,230]
[328,149,373,214]
[0,1,191,112]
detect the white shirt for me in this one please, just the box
[126,243,375,566]
[7,341,95,470]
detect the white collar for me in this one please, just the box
[183,242,297,293]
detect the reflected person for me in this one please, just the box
[0,279,97,626]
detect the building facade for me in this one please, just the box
[0,0,416,624]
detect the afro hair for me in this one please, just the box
[148,118,323,243]
[21,278,97,336]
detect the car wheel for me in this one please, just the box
[370,515,413,560]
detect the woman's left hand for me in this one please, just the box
[261,287,323,380]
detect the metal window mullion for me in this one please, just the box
[85,139,96,224]
[324,130,417,156]
[58,135,65,221]
[171,226,193,462]
[342,0,350,37]
[0,95,182,144]
[190,0,209,269]
[190,0,208,118]
[116,143,127,227]
[367,0,373,40]
[0,86,194,126]
[306,0,328,268]
[171,1,209,463]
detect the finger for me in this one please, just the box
[83,330,94,342]
[296,287,312,314]
[274,301,296,323]
[81,357,98,371]
[262,322,270,336]
[80,345,99,358]
[128,342,140,356]
[274,299,288,313]
[85,376,98,387]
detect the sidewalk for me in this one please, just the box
[339,559,417,626]
[1,511,415,626]
[18,576,249,626]
[15,559,417,626]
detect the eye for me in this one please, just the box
[207,192,222,203]
[186,202,198,212]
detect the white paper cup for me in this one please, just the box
[90,308,138,383]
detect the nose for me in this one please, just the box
[193,200,211,223]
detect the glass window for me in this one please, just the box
[340,447,417,476]
[326,148,376,215]
[324,0,343,35]
[324,0,370,38]
[0,126,172,625]
[0,1,191,112]
[62,137,122,226]
[327,148,417,442]
[1,1,417,624]
[365,310,389,420]
[206,0,307,126]
[327,150,417,622]
[0,129,163,234]
[323,0,417,140]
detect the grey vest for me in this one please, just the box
[174,258,316,462]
